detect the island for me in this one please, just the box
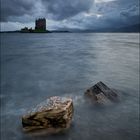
[20,18,50,33]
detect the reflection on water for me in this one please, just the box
[0,33,139,140]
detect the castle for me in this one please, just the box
[20,18,49,33]
[35,18,46,31]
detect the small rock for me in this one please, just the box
[85,81,118,103]
[22,96,73,132]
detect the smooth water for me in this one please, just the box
[0,33,139,140]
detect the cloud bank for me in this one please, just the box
[0,0,139,31]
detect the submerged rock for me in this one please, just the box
[22,96,73,132]
[85,81,118,103]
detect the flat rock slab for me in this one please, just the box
[85,81,118,103]
[22,96,73,132]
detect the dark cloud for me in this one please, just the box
[1,0,94,21]
[86,0,140,28]
[0,0,35,21]
[42,0,94,20]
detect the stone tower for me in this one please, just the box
[35,18,46,31]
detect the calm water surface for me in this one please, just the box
[0,33,139,140]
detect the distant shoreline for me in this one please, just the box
[1,23,139,33]
[0,31,139,33]
[0,30,69,34]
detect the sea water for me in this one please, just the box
[0,33,139,140]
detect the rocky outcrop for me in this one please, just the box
[85,81,118,103]
[22,96,73,132]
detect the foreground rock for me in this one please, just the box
[22,96,73,132]
[85,81,118,103]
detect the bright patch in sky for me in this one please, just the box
[84,13,103,18]
[96,14,103,18]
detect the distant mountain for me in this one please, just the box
[113,24,140,32]
[95,23,140,32]
[70,23,140,33]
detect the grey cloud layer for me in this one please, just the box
[42,0,94,20]
[60,0,139,30]
[0,0,139,30]
[94,0,139,27]
[1,0,94,21]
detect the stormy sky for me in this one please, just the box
[0,0,139,31]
